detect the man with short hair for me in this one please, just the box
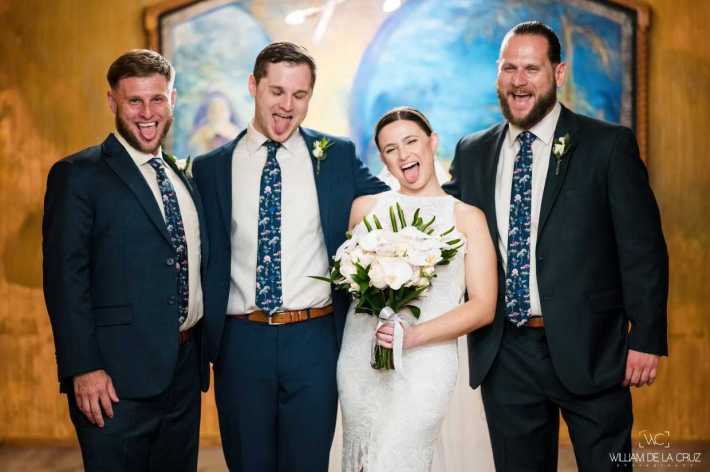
[43,49,208,472]
[445,21,668,471]
[193,42,387,472]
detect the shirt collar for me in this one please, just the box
[113,130,163,167]
[245,121,303,156]
[506,101,561,148]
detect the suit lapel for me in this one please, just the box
[300,127,332,250]
[215,131,245,241]
[537,105,578,238]
[484,124,508,246]
[163,154,193,193]
[102,134,172,244]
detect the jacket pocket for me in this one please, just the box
[587,288,624,313]
[93,305,133,326]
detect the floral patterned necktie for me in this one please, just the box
[149,158,189,325]
[255,140,283,316]
[505,131,535,327]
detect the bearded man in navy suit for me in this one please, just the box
[43,49,208,472]
[445,21,668,472]
[192,42,387,472]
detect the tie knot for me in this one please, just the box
[518,131,535,147]
[264,140,280,155]
[148,157,164,170]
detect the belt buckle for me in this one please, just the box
[268,313,285,326]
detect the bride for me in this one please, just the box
[336,107,498,472]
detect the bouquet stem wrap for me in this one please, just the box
[371,307,414,370]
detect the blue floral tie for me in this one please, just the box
[149,158,189,324]
[505,131,535,327]
[255,140,283,315]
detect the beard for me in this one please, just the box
[115,113,172,155]
[497,85,557,130]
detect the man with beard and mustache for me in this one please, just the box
[444,21,668,471]
[42,49,208,472]
[192,42,387,471]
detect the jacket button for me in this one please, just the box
[166,257,175,266]
[179,316,186,324]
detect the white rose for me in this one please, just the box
[313,146,324,158]
[334,238,357,261]
[339,259,357,281]
[359,229,385,252]
[553,143,565,155]
[368,259,387,289]
[351,248,373,268]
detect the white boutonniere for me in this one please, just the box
[552,133,571,176]
[312,137,333,175]
[165,154,193,179]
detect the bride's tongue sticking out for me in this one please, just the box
[273,114,291,137]
[402,162,420,184]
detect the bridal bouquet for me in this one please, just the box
[315,203,463,370]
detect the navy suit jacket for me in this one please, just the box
[445,105,668,395]
[42,134,210,398]
[193,127,388,362]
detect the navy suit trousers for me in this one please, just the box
[214,315,339,472]
[68,336,201,472]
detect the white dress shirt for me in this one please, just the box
[113,132,203,331]
[495,102,561,317]
[227,123,331,315]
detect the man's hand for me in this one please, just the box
[623,350,659,388]
[73,369,119,427]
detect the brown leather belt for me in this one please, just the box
[179,326,195,344]
[228,305,334,326]
[525,317,544,328]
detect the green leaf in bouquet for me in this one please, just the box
[389,206,399,232]
[411,208,421,226]
[405,304,421,318]
[363,215,373,232]
[440,226,455,237]
[355,303,374,315]
[309,275,334,283]
[386,288,394,306]
[370,290,386,309]
[396,202,407,228]
[421,216,436,231]
[372,214,383,229]
[446,238,461,246]
[397,286,427,309]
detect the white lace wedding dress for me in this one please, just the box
[336,191,493,472]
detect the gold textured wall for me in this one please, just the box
[0,0,707,443]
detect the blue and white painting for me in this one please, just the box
[159,0,635,174]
